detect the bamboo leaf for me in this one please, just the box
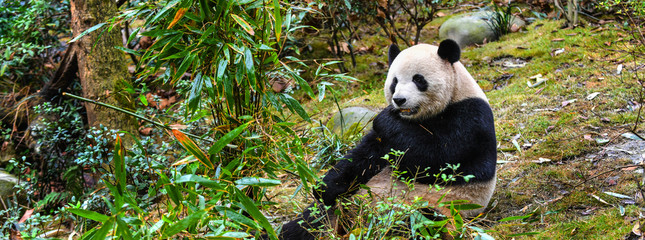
[244,48,256,89]
[235,189,277,239]
[114,135,126,193]
[172,129,213,169]
[69,23,106,43]
[279,94,310,121]
[173,52,196,83]
[198,0,211,21]
[235,177,281,187]
[167,8,187,29]
[147,0,181,26]
[208,122,250,155]
[231,14,254,36]
[188,72,203,114]
[273,0,282,40]
[91,217,115,240]
[163,210,206,237]
[498,214,532,222]
[68,209,110,223]
[175,174,223,189]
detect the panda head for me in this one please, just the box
[384,39,462,121]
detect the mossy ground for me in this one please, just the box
[270,9,645,239]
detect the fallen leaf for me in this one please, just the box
[604,41,611,47]
[169,124,188,130]
[622,132,644,140]
[590,194,610,205]
[139,127,153,136]
[562,99,577,107]
[622,166,639,171]
[586,92,600,100]
[617,64,623,75]
[584,134,593,141]
[552,38,565,42]
[552,48,565,56]
[604,191,632,199]
[595,138,609,144]
[527,74,547,87]
[633,222,642,236]
[19,209,34,223]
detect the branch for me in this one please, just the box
[62,92,214,143]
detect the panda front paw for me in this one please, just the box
[313,182,346,206]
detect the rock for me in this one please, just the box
[439,11,526,48]
[327,107,378,137]
[0,141,16,167]
[0,170,18,200]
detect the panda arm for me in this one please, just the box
[313,122,391,206]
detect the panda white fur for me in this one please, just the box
[278,39,497,239]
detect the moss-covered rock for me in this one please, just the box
[327,107,378,138]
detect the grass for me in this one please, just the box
[271,11,645,239]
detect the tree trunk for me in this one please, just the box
[70,0,137,134]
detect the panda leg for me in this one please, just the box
[278,202,335,240]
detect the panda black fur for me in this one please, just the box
[278,39,497,239]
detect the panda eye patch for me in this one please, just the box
[412,74,428,91]
[390,77,398,94]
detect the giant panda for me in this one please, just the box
[278,39,497,240]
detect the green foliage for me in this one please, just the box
[63,0,356,238]
[0,0,69,86]
[597,0,645,18]
[302,150,496,239]
[487,2,516,39]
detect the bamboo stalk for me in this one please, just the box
[62,92,214,143]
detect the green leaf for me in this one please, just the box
[451,203,483,211]
[231,14,254,36]
[216,206,259,229]
[163,210,206,237]
[115,46,140,56]
[113,135,126,193]
[208,122,250,155]
[498,214,532,222]
[273,0,282,40]
[175,174,223,189]
[91,217,115,240]
[173,52,196,83]
[235,189,277,240]
[235,177,281,187]
[279,94,310,122]
[139,94,148,106]
[69,23,106,43]
[67,208,110,223]
[198,0,211,20]
[147,0,181,26]
[188,72,203,113]
[244,48,256,89]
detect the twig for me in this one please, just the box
[575,163,645,188]
[62,92,214,143]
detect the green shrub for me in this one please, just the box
[0,0,69,87]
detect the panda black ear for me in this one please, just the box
[388,44,400,66]
[438,39,460,64]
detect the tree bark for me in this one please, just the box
[70,0,137,134]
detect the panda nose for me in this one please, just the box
[393,97,406,106]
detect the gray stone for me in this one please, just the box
[0,170,18,199]
[327,107,378,137]
[439,11,526,48]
